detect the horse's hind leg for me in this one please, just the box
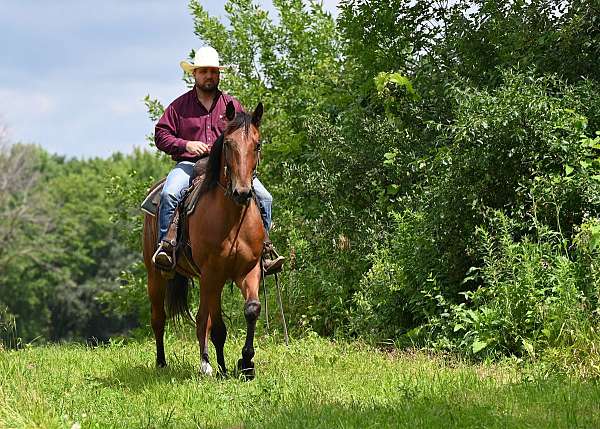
[196,273,223,376]
[209,289,227,376]
[148,269,168,367]
[144,214,168,368]
[237,265,262,380]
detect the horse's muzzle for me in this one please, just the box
[232,187,253,206]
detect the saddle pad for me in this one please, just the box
[140,177,166,217]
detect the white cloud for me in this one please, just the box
[0,88,57,116]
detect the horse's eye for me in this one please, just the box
[256,141,262,151]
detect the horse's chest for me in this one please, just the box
[193,232,260,273]
[188,202,264,275]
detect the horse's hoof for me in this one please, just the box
[200,360,213,376]
[236,358,255,381]
[156,360,167,368]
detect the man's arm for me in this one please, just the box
[155,104,188,156]
[155,105,210,157]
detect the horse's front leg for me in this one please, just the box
[237,264,262,380]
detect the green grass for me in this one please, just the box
[1,333,599,428]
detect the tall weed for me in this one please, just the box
[450,212,592,357]
[0,305,19,349]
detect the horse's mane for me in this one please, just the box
[201,111,254,194]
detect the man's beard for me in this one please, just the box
[198,81,218,92]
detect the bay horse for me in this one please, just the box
[142,101,265,378]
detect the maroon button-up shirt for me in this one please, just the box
[155,88,244,162]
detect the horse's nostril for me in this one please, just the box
[232,188,252,205]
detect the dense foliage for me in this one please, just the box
[181,0,600,362]
[3,0,599,370]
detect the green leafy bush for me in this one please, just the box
[448,212,592,357]
[347,70,600,360]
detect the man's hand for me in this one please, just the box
[185,140,209,155]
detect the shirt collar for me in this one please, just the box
[193,86,222,113]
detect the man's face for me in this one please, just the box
[193,67,220,92]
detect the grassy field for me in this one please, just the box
[1,333,599,428]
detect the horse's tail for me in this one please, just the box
[165,273,195,325]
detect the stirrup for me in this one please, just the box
[262,255,285,276]
[262,240,285,276]
[152,241,176,272]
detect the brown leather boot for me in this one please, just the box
[152,211,179,271]
[262,240,285,276]
[152,241,175,272]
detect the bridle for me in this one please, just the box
[217,135,262,204]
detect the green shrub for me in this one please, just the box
[447,212,593,357]
[346,71,600,359]
[351,211,439,342]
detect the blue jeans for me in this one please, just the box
[158,161,273,242]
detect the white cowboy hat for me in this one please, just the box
[180,46,226,74]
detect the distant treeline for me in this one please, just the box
[0,145,169,343]
[3,0,600,369]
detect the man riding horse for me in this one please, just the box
[152,46,284,275]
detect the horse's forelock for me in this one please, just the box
[224,111,252,136]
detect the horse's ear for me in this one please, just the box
[252,102,263,127]
[225,100,236,121]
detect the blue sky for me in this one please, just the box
[0,0,338,158]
